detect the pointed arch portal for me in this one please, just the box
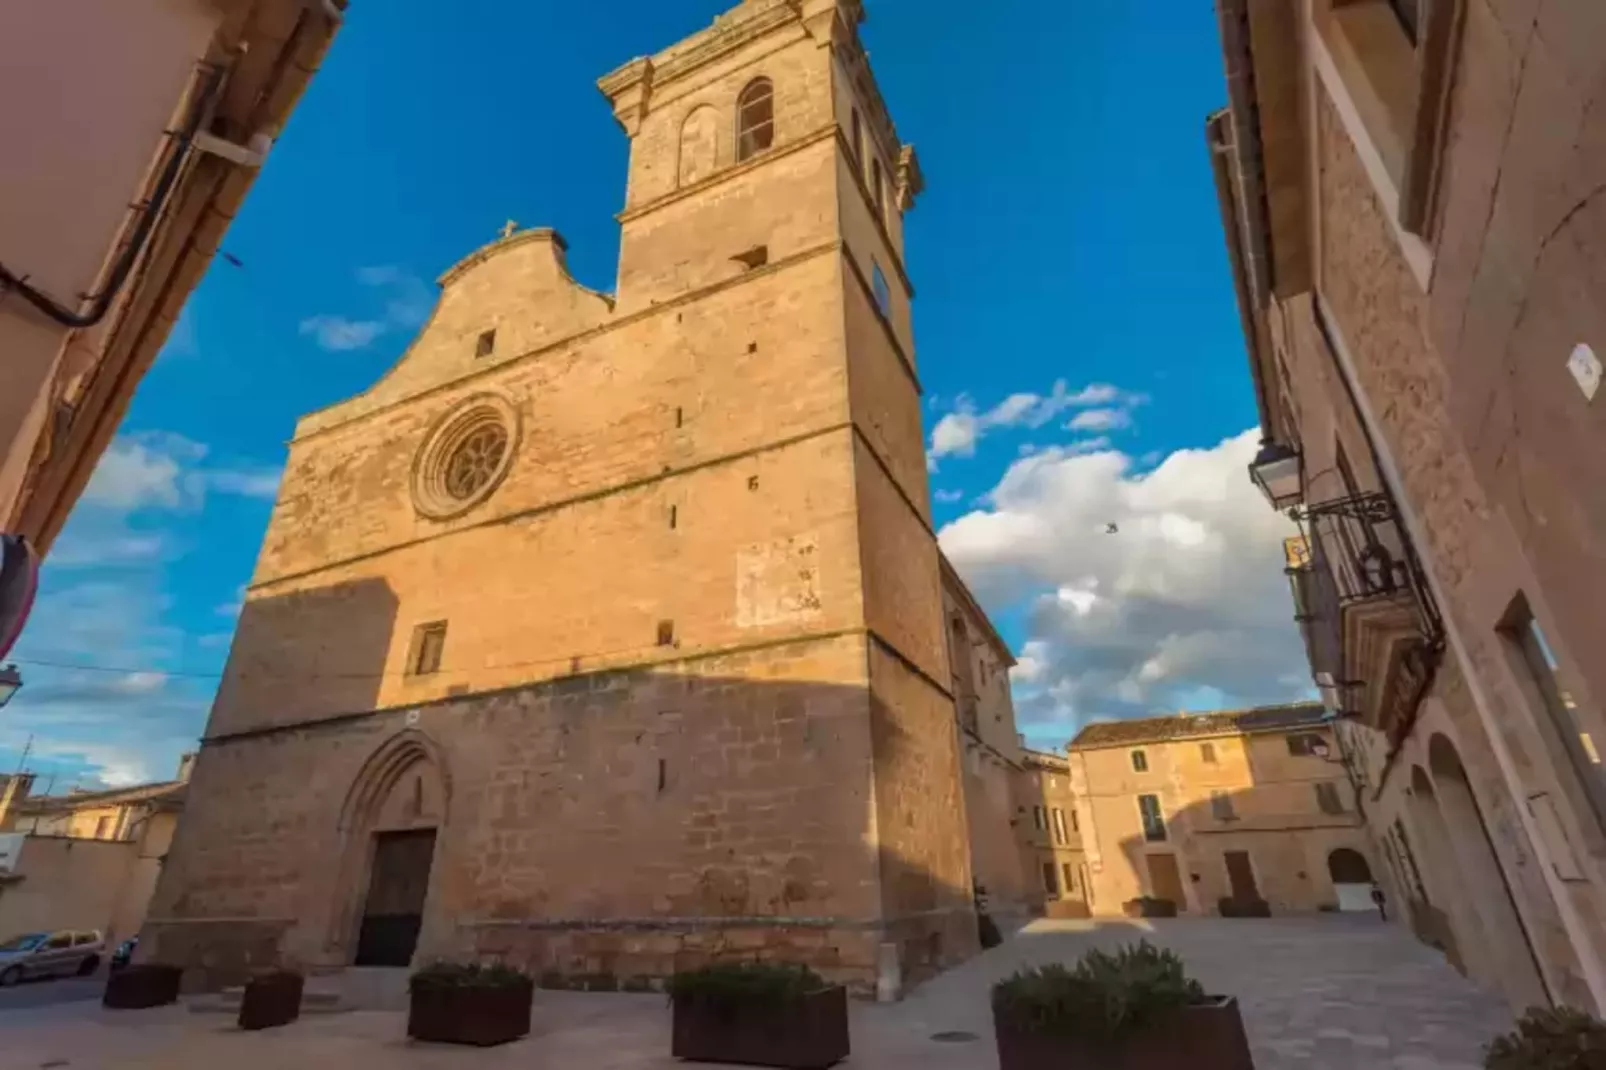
[327,730,450,967]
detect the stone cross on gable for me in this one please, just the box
[499,220,518,240]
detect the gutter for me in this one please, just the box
[1208,110,1274,436]
[17,0,344,552]
[1209,0,1283,441]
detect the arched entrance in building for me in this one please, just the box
[328,731,450,968]
[1425,733,1550,1007]
[1327,848,1374,912]
[1406,766,1471,973]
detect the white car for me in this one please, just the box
[0,930,104,985]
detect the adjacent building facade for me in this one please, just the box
[143,0,1020,997]
[0,0,342,571]
[1015,749,1091,917]
[0,760,189,948]
[1067,704,1371,916]
[1213,0,1606,1012]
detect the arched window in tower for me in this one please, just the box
[678,105,719,187]
[736,78,775,162]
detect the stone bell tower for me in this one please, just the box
[143,0,973,997]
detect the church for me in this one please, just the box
[143,0,1029,997]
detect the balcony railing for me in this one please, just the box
[1284,493,1444,743]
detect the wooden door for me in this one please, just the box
[355,829,436,967]
[1145,852,1186,908]
[1225,850,1260,900]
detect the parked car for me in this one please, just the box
[110,935,138,973]
[0,930,104,985]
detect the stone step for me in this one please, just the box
[186,988,348,1016]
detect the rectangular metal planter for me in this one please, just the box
[994,995,1255,1070]
[239,971,304,1030]
[407,979,534,1047]
[1217,897,1272,918]
[1121,897,1178,919]
[671,985,849,1068]
[103,964,183,1009]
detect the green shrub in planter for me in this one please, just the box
[668,962,848,1069]
[408,962,533,1047]
[991,942,1254,1069]
[1485,1006,1606,1069]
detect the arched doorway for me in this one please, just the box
[1326,847,1373,911]
[1426,733,1550,1007]
[1405,766,1472,974]
[327,731,449,968]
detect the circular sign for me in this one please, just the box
[0,534,40,662]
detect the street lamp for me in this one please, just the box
[1248,439,1303,511]
[0,664,20,710]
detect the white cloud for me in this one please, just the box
[299,314,386,351]
[79,433,282,519]
[933,489,965,504]
[927,380,1144,468]
[301,267,434,352]
[205,467,283,500]
[3,573,212,790]
[1066,407,1132,433]
[941,428,1314,739]
[82,434,202,510]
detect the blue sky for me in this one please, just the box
[3,0,1314,788]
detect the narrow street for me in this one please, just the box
[0,916,1507,1069]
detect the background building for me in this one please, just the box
[1014,749,1090,917]
[143,0,1012,998]
[943,554,1035,929]
[0,0,343,569]
[1213,0,1606,1013]
[1068,703,1372,916]
[0,757,189,949]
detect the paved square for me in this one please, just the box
[0,916,1508,1069]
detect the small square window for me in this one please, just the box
[657,620,675,647]
[475,329,496,358]
[1138,793,1167,842]
[409,622,447,676]
[1131,750,1149,773]
[871,262,891,316]
[1287,733,1322,757]
[733,245,768,271]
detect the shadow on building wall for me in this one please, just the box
[146,596,990,997]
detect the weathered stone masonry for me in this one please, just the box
[144,0,988,995]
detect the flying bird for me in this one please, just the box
[1105,523,1119,535]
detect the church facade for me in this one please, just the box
[143,0,1013,997]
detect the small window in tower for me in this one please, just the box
[409,621,448,676]
[851,109,864,165]
[736,78,775,162]
[871,261,890,317]
[872,157,886,219]
[1131,749,1149,773]
[1314,781,1346,815]
[475,329,496,358]
[732,245,768,270]
[657,620,675,647]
